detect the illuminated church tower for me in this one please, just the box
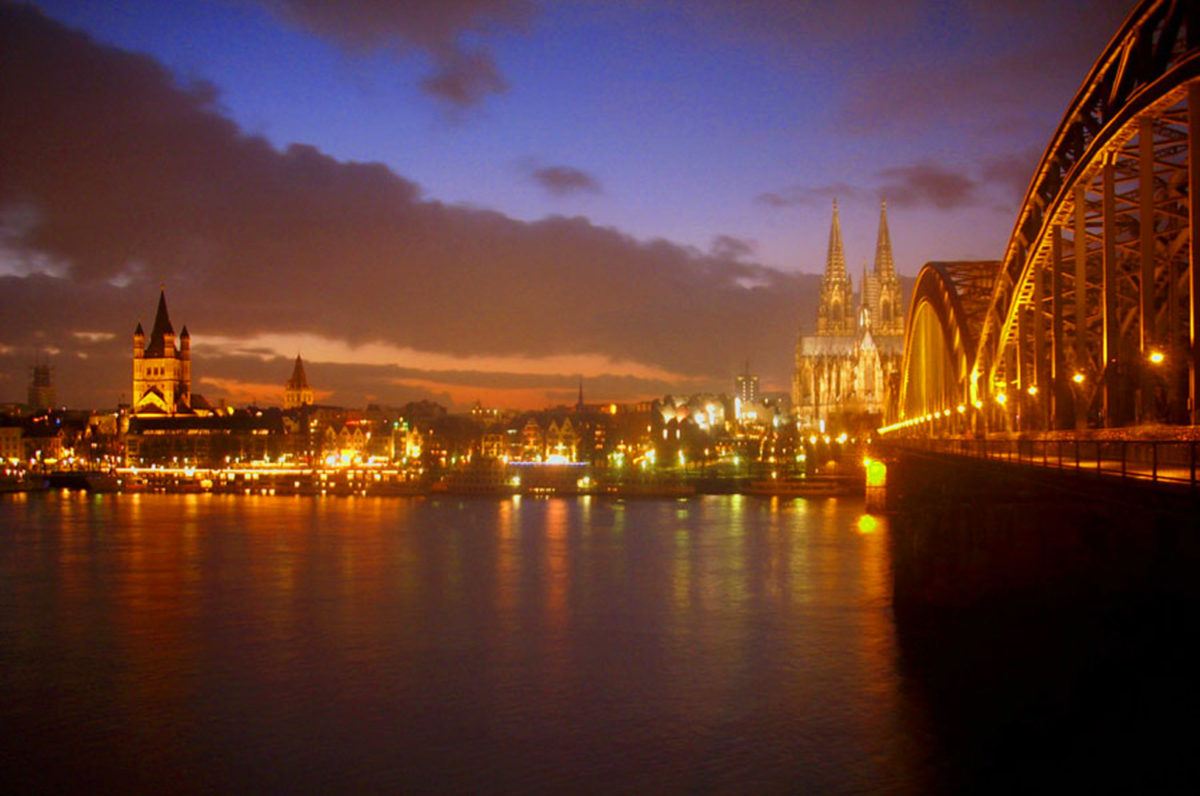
[132,290,191,416]
[816,200,855,336]
[284,354,314,409]
[862,200,904,336]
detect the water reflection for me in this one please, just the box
[1,492,934,793]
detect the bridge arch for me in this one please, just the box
[894,0,1200,433]
[896,262,996,425]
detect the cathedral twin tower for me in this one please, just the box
[793,200,904,427]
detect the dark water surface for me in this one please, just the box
[2,493,936,793]
[4,492,1192,792]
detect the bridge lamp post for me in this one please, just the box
[1145,350,1167,423]
[1070,372,1087,431]
[1025,385,1039,432]
[995,392,1009,432]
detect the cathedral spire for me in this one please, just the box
[816,199,855,336]
[826,199,847,281]
[873,199,895,279]
[871,198,904,336]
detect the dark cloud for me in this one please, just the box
[754,183,863,209]
[519,160,603,197]
[0,3,814,409]
[255,0,535,107]
[757,155,1038,214]
[876,163,977,210]
[709,235,756,261]
[421,47,508,106]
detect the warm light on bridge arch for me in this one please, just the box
[889,0,1200,435]
[904,301,956,419]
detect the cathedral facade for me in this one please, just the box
[792,201,904,429]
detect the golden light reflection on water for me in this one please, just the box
[544,498,569,634]
[1,492,923,792]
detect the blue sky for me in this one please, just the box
[1,0,1136,408]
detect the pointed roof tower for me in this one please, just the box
[816,199,856,336]
[873,199,895,279]
[284,354,314,409]
[826,199,847,281]
[872,198,904,337]
[143,290,176,357]
[287,354,310,390]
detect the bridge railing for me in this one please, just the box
[884,437,1200,489]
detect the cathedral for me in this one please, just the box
[792,200,904,429]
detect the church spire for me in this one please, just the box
[872,198,904,336]
[287,354,309,390]
[826,199,847,281]
[144,289,176,357]
[873,199,895,279]
[816,199,855,336]
[284,354,314,409]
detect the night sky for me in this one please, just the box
[1,0,1134,410]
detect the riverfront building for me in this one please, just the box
[793,201,904,429]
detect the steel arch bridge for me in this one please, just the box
[892,0,1200,435]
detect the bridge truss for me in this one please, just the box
[895,0,1200,433]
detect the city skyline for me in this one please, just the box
[1,0,1135,409]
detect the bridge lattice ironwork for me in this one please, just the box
[893,0,1200,435]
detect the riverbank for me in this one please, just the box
[7,467,865,499]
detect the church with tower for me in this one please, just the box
[792,200,904,429]
[132,290,193,416]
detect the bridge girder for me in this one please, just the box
[899,0,1200,434]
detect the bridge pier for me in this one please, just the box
[883,447,1200,791]
[884,449,1200,614]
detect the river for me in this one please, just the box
[1,492,1191,792]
